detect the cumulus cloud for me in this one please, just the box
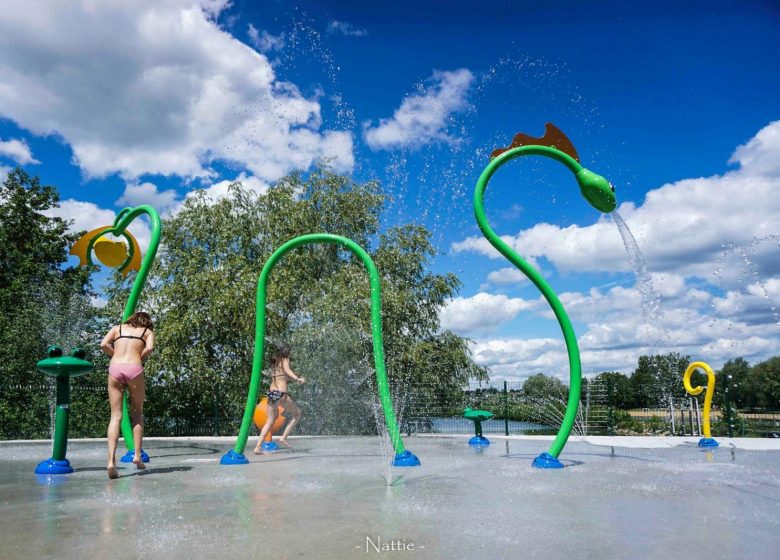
[363,69,474,151]
[729,120,780,177]
[184,172,269,204]
[486,267,529,286]
[0,1,353,181]
[0,138,39,165]
[452,120,780,283]
[116,183,180,213]
[327,20,368,37]
[439,292,540,335]
[247,24,284,52]
[460,271,780,382]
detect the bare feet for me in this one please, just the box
[253,448,263,455]
[107,466,119,479]
[132,456,146,470]
[277,439,292,449]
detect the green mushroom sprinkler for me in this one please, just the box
[34,346,94,475]
[464,407,494,446]
[474,124,617,468]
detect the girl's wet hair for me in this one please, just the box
[125,311,154,331]
[270,343,290,366]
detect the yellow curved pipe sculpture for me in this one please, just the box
[683,361,719,447]
[70,226,142,276]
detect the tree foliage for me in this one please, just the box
[0,168,101,438]
[106,168,486,435]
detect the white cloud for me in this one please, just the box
[486,267,529,285]
[247,24,284,52]
[0,166,11,183]
[327,20,368,37]
[116,183,180,213]
[439,292,539,335]
[363,69,474,151]
[459,271,779,382]
[0,1,353,181]
[729,120,780,177]
[0,138,39,164]
[185,172,269,204]
[451,121,780,284]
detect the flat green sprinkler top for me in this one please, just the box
[464,407,494,421]
[36,346,93,378]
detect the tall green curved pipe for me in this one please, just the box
[86,205,161,453]
[222,233,419,466]
[474,145,615,465]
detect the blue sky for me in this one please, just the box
[1,1,779,380]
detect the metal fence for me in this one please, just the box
[3,379,779,440]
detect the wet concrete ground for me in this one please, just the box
[1,436,779,559]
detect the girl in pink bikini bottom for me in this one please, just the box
[108,364,144,384]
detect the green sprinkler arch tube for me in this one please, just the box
[221,233,420,467]
[474,126,616,468]
[77,205,161,463]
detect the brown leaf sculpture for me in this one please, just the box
[490,122,580,162]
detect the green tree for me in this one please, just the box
[714,357,751,408]
[106,168,485,436]
[629,353,690,408]
[747,357,780,410]
[521,373,566,400]
[592,371,632,409]
[0,168,99,438]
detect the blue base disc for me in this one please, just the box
[220,450,249,465]
[261,441,280,452]
[120,449,150,463]
[35,458,73,475]
[392,450,421,467]
[468,435,490,446]
[532,452,564,469]
[698,437,719,448]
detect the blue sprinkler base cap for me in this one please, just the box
[698,437,719,448]
[532,452,564,469]
[220,450,249,465]
[35,458,73,475]
[120,449,150,463]
[261,441,279,452]
[468,435,490,446]
[392,450,421,467]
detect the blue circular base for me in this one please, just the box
[698,437,719,448]
[468,435,490,446]
[120,449,150,463]
[220,450,249,465]
[392,450,421,467]
[35,458,73,475]
[532,452,564,469]
[261,441,280,452]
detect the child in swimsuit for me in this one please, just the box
[100,311,155,478]
[254,343,305,454]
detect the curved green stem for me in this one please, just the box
[474,146,583,458]
[232,233,406,456]
[87,205,161,452]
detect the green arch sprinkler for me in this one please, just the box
[473,123,616,468]
[221,233,419,467]
[34,346,94,475]
[71,204,161,463]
